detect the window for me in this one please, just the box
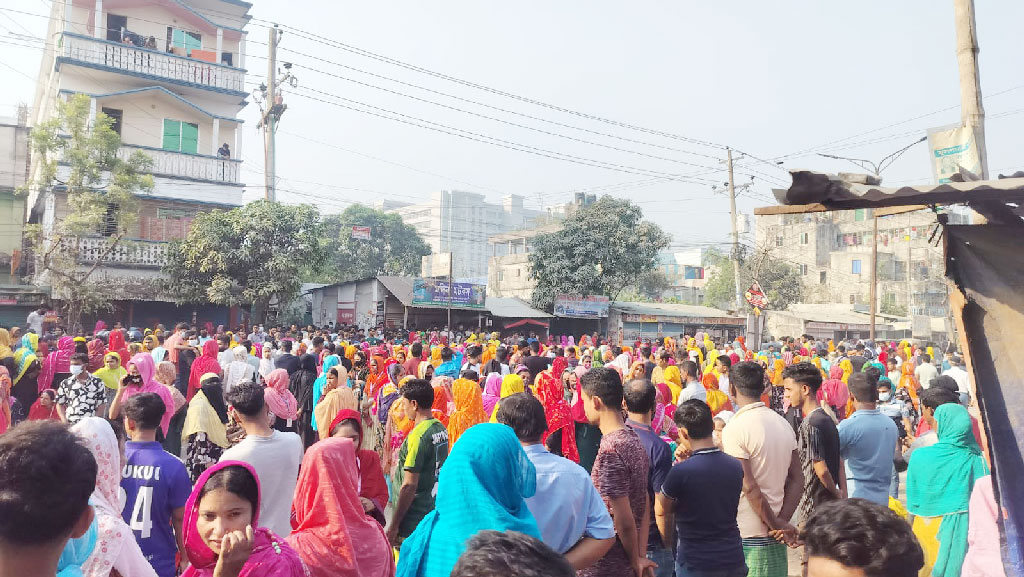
[775,235,784,247]
[851,259,862,274]
[497,270,504,281]
[854,209,867,221]
[819,271,827,284]
[515,269,521,277]
[799,232,809,245]
[167,27,201,55]
[101,107,123,136]
[799,264,808,276]
[106,14,127,42]
[162,119,198,154]
[850,294,856,304]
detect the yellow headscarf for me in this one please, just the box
[182,389,230,448]
[840,358,853,384]
[771,359,785,385]
[448,378,487,448]
[93,352,127,390]
[430,346,442,368]
[489,374,525,423]
[0,329,13,360]
[662,365,683,404]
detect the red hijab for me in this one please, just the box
[38,336,74,393]
[286,438,394,577]
[188,340,222,400]
[326,408,390,521]
[28,389,60,421]
[107,330,130,369]
[536,362,579,463]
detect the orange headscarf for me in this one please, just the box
[447,378,487,448]
[430,377,454,427]
[701,372,719,391]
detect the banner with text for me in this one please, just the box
[412,278,487,309]
[351,226,371,240]
[928,124,982,184]
[553,295,610,318]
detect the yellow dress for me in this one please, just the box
[912,515,942,577]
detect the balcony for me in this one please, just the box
[67,237,169,268]
[61,33,245,94]
[118,144,240,184]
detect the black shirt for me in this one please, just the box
[522,355,551,383]
[644,361,656,380]
[276,353,300,376]
[796,407,841,519]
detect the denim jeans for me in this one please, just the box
[675,562,749,577]
[648,547,676,577]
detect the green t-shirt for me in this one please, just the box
[396,418,449,537]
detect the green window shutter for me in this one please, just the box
[180,122,198,154]
[162,119,181,151]
[184,31,202,53]
[171,28,184,48]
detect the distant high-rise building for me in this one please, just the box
[387,190,544,282]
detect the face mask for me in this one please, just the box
[70,365,84,376]
[188,339,199,346]
[878,392,892,402]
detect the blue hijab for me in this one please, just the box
[57,515,97,577]
[396,423,540,577]
[310,355,340,431]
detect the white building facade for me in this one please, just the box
[27,0,250,294]
[385,190,544,283]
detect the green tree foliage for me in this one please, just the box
[529,196,670,310]
[23,94,154,330]
[702,247,803,311]
[164,201,326,321]
[315,205,431,283]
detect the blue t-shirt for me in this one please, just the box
[838,409,898,506]
[626,419,673,550]
[121,441,192,577]
[661,448,745,571]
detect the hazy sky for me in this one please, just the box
[2,1,1022,252]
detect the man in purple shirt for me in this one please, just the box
[624,378,674,577]
[121,392,191,577]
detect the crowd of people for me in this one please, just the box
[0,319,1008,577]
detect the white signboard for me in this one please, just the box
[927,124,982,184]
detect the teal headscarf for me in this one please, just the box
[310,355,340,431]
[57,515,97,577]
[906,403,989,577]
[396,423,540,577]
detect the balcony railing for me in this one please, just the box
[66,237,169,268]
[119,144,240,184]
[61,33,245,93]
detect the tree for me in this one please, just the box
[313,205,431,283]
[529,195,670,310]
[164,201,326,322]
[23,94,154,330]
[702,247,804,311]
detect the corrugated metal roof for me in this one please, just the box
[610,301,741,319]
[485,297,551,318]
[377,276,415,306]
[772,170,1024,209]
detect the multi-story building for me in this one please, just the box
[26,0,250,324]
[755,208,968,317]
[657,248,709,304]
[385,190,544,283]
[486,223,560,300]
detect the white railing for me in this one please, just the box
[119,145,240,184]
[62,33,245,93]
[67,237,169,268]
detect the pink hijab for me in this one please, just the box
[122,353,176,436]
[264,368,298,421]
[38,335,74,392]
[72,417,157,577]
[482,372,502,417]
[182,461,305,577]
[818,364,850,411]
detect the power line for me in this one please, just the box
[273,22,729,150]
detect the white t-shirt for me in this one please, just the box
[220,430,303,537]
[26,311,43,334]
[944,366,970,394]
[915,363,938,389]
[678,380,707,403]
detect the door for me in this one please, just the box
[106,14,126,42]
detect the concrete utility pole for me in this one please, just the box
[954,0,988,179]
[727,148,743,311]
[264,25,279,201]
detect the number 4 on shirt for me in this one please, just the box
[129,486,154,539]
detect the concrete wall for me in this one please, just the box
[96,92,238,155]
[70,3,242,58]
